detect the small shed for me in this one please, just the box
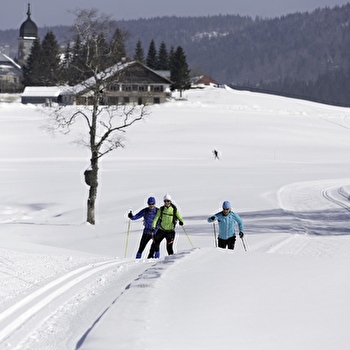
[21,86,63,105]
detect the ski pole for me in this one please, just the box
[241,236,247,252]
[213,222,217,247]
[124,216,131,258]
[181,225,194,248]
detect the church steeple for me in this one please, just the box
[18,3,38,67]
[19,3,38,39]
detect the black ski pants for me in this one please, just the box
[150,229,175,256]
[218,236,236,250]
[137,232,153,255]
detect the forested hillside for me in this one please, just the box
[1,4,349,105]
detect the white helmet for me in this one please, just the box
[163,193,172,201]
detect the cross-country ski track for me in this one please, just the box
[1,180,350,349]
[0,258,161,349]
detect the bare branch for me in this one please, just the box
[44,8,149,225]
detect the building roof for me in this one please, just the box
[191,75,219,86]
[21,86,64,98]
[21,61,173,100]
[19,4,38,38]
[62,60,172,96]
[0,52,22,75]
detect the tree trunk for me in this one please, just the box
[87,181,97,224]
[87,154,99,225]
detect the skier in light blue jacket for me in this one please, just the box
[207,201,244,250]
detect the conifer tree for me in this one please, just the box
[146,40,157,69]
[110,28,128,64]
[22,31,62,86]
[66,35,87,85]
[170,46,191,97]
[22,38,43,86]
[134,39,145,63]
[41,30,61,85]
[157,41,169,70]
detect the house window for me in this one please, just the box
[138,85,147,91]
[154,97,160,104]
[109,84,119,91]
[122,85,132,91]
[151,85,164,92]
[123,97,130,104]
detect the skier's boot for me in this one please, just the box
[154,251,160,259]
[136,252,142,259]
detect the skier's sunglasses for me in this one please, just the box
[164,200,171,203]
[223,208,230,211]
[149,203,155,206]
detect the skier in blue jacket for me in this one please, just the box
[207,201,244,250]
[128,196,158,259]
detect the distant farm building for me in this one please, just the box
[22,61,172,105]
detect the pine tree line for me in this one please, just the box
[133,39,191,94]
[22,29,191,95]
[22,31,61,86]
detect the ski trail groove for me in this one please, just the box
[0,259,126,345]
[322,187,350,212]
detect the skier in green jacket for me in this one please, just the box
[150,193,184,258]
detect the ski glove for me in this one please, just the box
[210,216,216,222]
[128,211,133,219]
[179,221,184,226]
[239,232,244,238]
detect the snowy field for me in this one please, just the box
[1,86,350,349]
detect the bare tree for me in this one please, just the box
[47,9,149,224]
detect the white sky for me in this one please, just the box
[1,0,349,30]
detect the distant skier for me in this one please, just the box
[213,149,220,159]
[128,196,158,259]
[207,201,244,250]
[150,193,184,258]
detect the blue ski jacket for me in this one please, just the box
[207,211,244,239]
[130,207,159,234]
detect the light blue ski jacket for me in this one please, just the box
[207,211,244,239]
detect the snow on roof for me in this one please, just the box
[64,61,137,95]
[0,52,21,70]
[21,86,67,97]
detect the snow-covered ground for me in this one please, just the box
[1,86,350,349]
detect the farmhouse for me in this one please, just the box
[22,60,172,105]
